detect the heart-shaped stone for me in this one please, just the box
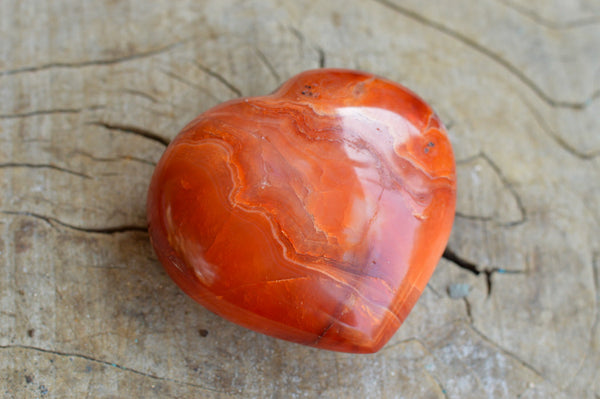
[147,69,456,353]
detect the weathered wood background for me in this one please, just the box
[1,1,599,398]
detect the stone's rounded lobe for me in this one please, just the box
[147,69,456,353]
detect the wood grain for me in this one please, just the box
[1,0,598,397]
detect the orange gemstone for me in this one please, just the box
[147,69,456,353]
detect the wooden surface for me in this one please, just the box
[1,1,599,398]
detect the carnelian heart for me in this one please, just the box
[147,69,456,353]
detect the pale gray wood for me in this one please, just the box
[1,0,598,397]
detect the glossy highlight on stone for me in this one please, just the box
[147,69,456,353]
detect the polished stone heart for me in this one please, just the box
[147,69,456,353]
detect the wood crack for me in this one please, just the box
[1,210,147,235]
[521,98,600,160]
[496,0,600,30]
[0,163,92,179]
[466,323,546,379]
[454,212,493,222]
[561,253,600,391]
[455,152,528,226]
[193,62,243,97]
[120,89,161,104]
[0,105,105,120]
[88,121,170,147]
[443,247,524,296]
[478,153,528,226]
[68,149,156,167]
[288,26,327,69]
[0,38,192,76]
[289,26,307,45]
[0,344,224,393]
[317,47,326,68]
[158,68,222,103]
[463,297,473,324]
[254,47,281,83]
[424,369,450,399]
[371,0,600,110]
[443,247,480,275]
[0,108,81,119]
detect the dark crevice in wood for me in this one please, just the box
[371,0,600,110]
[193,63,243,97]
[67,149,157,167]
[0,344,222,393]
[317,47,326,68]
[158,68,222,103]
[479,152,528,226]
[443,247,481,275]
[254,47,281,83]
[484,269,494,297]
[288,26,306,44]
[522,98,600,160]
[0,108,81,119]
[463,297,473,323]
[287,26,327,69]
[1,210,147,235]
[88,121,170,147]
[443,247,525,297]
[0,163,92,179]
[496,0,600,30]
[454,212,493,222]
[467,323,546,378]
[120,89,161,104]
[0,38,192,76]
